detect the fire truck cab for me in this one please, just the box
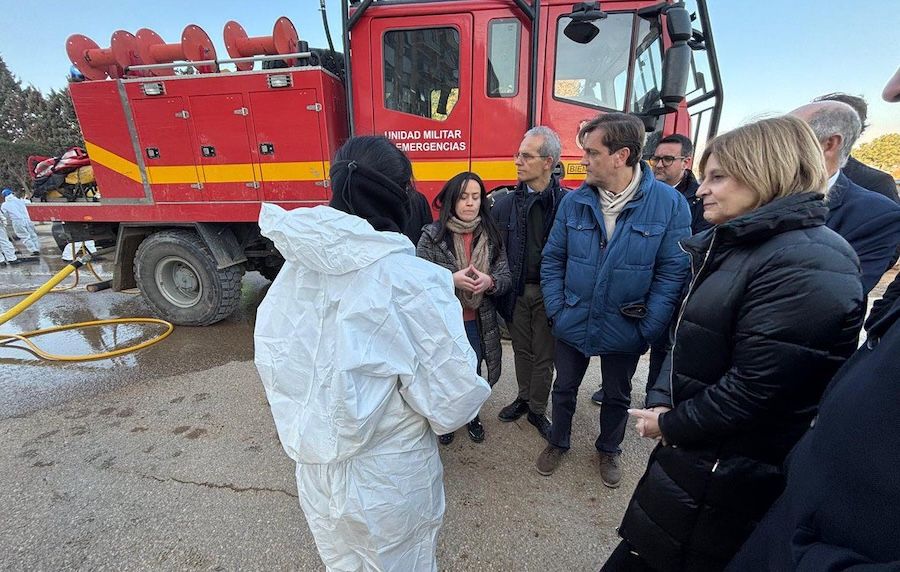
[32,0,721,326]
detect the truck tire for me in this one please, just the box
[134,229,244,326]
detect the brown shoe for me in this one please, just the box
[598,452,622,488]
[536,444,565,476]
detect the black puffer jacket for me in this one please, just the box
[416,222,511,386]
[618,192,865,572]
[727,272,900,570]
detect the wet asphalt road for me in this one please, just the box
[0,226,264,417]
[0,225,894,570]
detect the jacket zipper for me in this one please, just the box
[668,230,718,404]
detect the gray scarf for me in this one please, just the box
[446,215,490,310]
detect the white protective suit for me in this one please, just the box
[254,204,491,572]
[61,240,97,261]
[0,210,17,262]
[1,195,40,254]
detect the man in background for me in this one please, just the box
[815,92,898,203]
[790,101,900,294]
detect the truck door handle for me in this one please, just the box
[200,146,216,157]
[259,143,275,155]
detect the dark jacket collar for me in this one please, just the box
[515,174,563,197]
[676,169,700,199]
[681,192,827,257]
[826,170,851,210]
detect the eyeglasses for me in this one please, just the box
[513,152,550,161]
[648,155,687,167]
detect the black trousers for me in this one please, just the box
[549,340,639,454]
[594,333,669,405]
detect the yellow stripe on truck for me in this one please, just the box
[411,161,469,181]
[259,161,328,181]
[85,140,583,186]
[471,161,517,181]
[146,165,199,184]
[200,164,257,183]
[83,141,143,183]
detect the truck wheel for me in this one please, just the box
[134,229,244,326]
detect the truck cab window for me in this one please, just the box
[630,18,663,114]
[384,27,460,121]
[554,13,633,111]
[487,19,520,97]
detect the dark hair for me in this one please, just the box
[432,171,502,248]
[328,136,412,233]
[657,133,694,157]
[578,113,645,167]
[332,135,412,187]
[814,92,869,133]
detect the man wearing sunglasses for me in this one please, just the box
[648,134,710,235]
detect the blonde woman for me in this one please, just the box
[606,116,865,571]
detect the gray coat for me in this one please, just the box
[416,222,511,386]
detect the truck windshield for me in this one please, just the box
[554,13,663,113]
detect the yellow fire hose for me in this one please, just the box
[0,246,174,361]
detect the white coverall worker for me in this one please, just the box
[0,210,17,263]
[254,204,491,572]
[1,190,40,254]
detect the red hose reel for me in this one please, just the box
[65,17,301,81]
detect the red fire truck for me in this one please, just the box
[30,0,722,325]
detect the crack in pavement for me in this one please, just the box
[142,474,298,499]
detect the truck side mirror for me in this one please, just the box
[563,1,607,44]
[660,6,691,108]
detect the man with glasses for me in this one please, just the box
[491,126,568,441]
[649,134,710,234]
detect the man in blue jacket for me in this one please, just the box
[791,100,900,295]
[536,113,690,486]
